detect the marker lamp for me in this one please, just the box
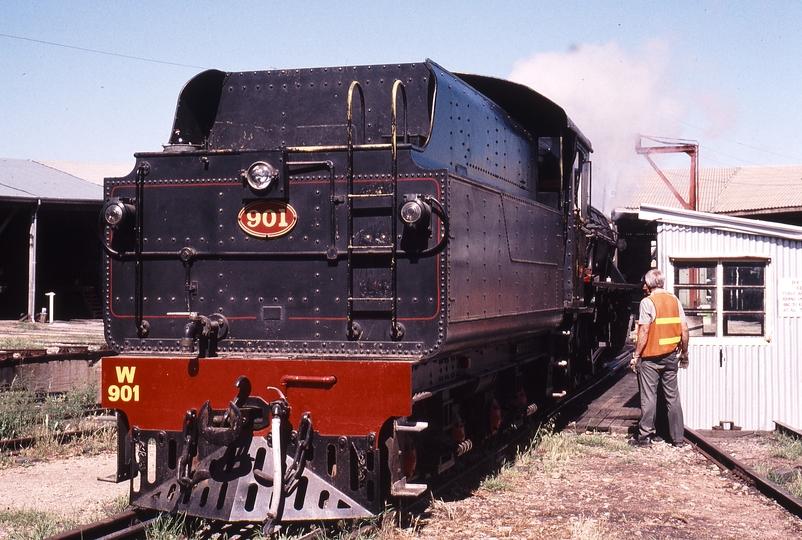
[101,198,135,229]
[246,161,279,193]
[400,196,431,229]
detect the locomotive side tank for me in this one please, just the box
[99,60,628,526]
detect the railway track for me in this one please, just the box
[684,423,802,520]
[0,408,116,452]
[0,425,113,452]
[48,509,156,540]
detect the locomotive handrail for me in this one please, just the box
[135,143,423,155]
[134,162,148,338]
[287,142,417,153]
[345,81,365,341]
[286,159,338,259]
[414,195,450,258]
[100,247,445,261]
[392,80,410,146]
[97,214,124,258]
[389,80,408,341]
[347,81,366,148]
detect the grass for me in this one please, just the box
[532,425,633,473]
[769,432,802,499]
[0,389,39,441]
[0,508,76,540]
[0,334,39,349]
[569,514,620,540]
[478,461,515,492]
[140,512,392,540]
[1,497,133,540]
[476,422,636,492]
[0,379,98,440]
[0,496,128,540]
[755,463,802,498]
[787,473,802,499]
[0,379,115,468]
[0,322,107,349]
[753,433,802,500]
[145,513,208,540]
[106,493,131,515]
[770,432,802,461]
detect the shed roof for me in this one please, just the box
[637,203,802,242]
[33,160,133,187]
[616,164,802,216]
[711,164,802,215]
[0,159,103,204]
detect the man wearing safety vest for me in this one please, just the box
[629,268,690,447]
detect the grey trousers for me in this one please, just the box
[636,352,685,443]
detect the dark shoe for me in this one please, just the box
[649,435,665,443]
[671,441,686,448]
[628,437,652,447]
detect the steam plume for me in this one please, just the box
[509,40,693,213]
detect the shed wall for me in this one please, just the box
[656,223,802,430]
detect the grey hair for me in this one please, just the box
[644,268,665,289]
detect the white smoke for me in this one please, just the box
[509,39,696,214]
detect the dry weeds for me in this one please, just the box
[387,431,802,539]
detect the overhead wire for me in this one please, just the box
[0,32,209,70]
[679,119,802,164]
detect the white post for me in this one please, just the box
[27,202,40,321]
[45,292,55,323]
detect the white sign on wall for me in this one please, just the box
[779,277,802,316]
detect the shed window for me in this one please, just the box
[674,260,766,338]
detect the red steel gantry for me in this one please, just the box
[636,136,699,211]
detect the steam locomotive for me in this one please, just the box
[99,60,630,527]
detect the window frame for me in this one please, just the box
[672,257,768,341]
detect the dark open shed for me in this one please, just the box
[0,159,111,320]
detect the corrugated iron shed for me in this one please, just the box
[0,159,103,204]
[616,165,802,217]
[638,204,802,431]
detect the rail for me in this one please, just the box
[774,420,802,440]
[47,509,156,540]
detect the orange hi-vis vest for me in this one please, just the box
[643,292,683,358]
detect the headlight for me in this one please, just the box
[101,198,135,229]
[103,201,125,226]
[245,161,279,193]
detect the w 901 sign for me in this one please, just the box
[237,200,298,238]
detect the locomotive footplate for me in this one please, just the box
[128,404,380,522]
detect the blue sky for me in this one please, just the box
[2,1,801,210]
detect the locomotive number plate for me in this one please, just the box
[238,200,298,238]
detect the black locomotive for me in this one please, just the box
[99,60,630,527]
